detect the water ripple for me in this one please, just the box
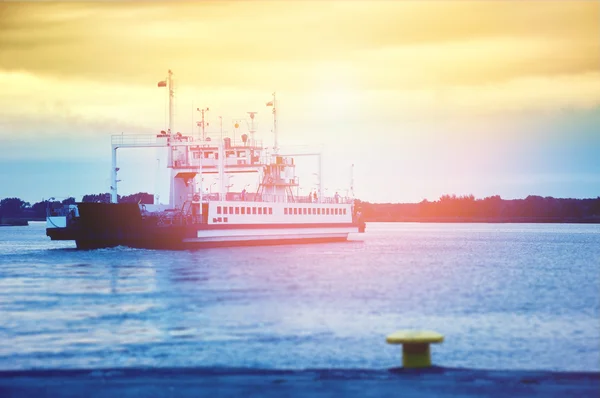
[0,222,598,371]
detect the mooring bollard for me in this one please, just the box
[386,330,444,368]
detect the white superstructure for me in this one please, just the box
[47,70,364,249]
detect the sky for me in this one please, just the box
[0,0,599,204]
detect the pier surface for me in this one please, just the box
[0,367,598,397]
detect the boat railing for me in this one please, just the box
[46,204,79,217]
[199,194,354,205]
[47,206,71,217]
[156,213,204,226]
[111,133,265,148]
[220,137,263,148]
[320,196,354,204]
[111,134,159,146]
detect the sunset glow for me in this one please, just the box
[1,1,598,203]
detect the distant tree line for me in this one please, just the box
[2,193,599,223]
[0,193,154,221]
[356,195,600,223]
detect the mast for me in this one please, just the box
[154,70,172,205]
[110,146,118,203]
[272,92,278,154]
[196,107,209,141]
[218,115,224,200]
[247,112,257,146]
[168,69,173,133]
[202,108,206,141]
[167,69,174,207]
[198,151,203,213]
[350,163,354,198]
[218,139,225,201]
[318,153,323,204]
[219,116,223,141]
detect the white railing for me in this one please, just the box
[111,134,158,146]
[111,133,265,149]
[200,193,353,204]
[220,138,263,148]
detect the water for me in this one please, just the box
[0,222,598,372]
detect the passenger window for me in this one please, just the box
[263,207,267,214]
[217,206,221,214]
[294,208,297,215]
[258,207,263,215]
[284,208,288,215]
[269,208,273,215]
[252,207,257,214]
[235,207,240,214]
[224,207,228,215]
[229,206,233,214]
[241,207,245,214]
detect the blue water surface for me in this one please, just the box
[0,222,598,371]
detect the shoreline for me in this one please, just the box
[9,217,600,224]
[364,217,600,224]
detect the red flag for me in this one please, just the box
[157,80,167,87]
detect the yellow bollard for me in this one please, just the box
[386,330,444,368]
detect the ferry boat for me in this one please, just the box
[46,70,365,249]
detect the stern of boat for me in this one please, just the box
[46,204,80,240]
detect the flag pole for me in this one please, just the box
[168,69,173,134]
[168,70,175,207]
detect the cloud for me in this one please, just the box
[0,1,597,90]
[1,0,598,175]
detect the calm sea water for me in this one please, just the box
[0,222,598,372]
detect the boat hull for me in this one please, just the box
[46,202,362,250]
[47,225,356,250]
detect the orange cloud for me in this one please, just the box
[0,1,598,147]
[1,1,597,88]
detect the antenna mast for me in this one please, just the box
[272,92,278,153]
[247,112,258,145]
[168,69,173,133]
[196,107,209,141]
[350,163,355,198]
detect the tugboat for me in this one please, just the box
[46,70,366,249]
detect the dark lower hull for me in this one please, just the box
[46,202,364,250]
[48,226,355,250]
[71,235,350,250]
